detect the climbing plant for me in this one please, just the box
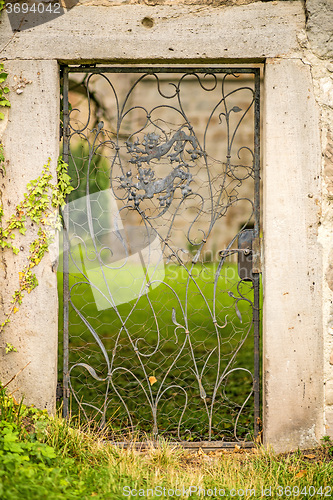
[0,22,72,349]
[0,158,73,338]
[0,63,10,119]
[0,10,13,352]
[0,0,11,115]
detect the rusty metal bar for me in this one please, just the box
[253,68,261,441]
[66,66,260,75]
[62,67,70,418]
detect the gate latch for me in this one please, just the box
[56,383,70,400]
[238,229,261,281]
[56,382,63,401]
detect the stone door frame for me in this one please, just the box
[0,1,323,452]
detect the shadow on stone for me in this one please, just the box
[5,0,79,32]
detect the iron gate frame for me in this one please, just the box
[60,65,261,449]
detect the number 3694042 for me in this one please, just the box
[5,3,61,14]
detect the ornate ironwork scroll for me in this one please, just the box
[60,67,261,445]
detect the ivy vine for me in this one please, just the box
[0,14,72,353]
[0,7,72,356]
[0,0,11,116]
[0,7,13,354]
[0,63,10,119]
[0,158,73,338]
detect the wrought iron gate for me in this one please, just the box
[60,66,261,446]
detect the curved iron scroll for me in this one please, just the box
[61,67,261,443]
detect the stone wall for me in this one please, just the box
[0,0,332,452]
[303,0,333,439]
[0,61,59,413]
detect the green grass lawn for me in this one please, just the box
[1,387,333,500]
[58,261,258,443]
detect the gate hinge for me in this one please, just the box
[59,120,70,140]
[80,63,96,68]
[56,382,63,401]
[252,237,262,274]
[56,383,70,400]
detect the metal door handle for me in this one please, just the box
[237,229,254,281]
[218,229,261,281]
